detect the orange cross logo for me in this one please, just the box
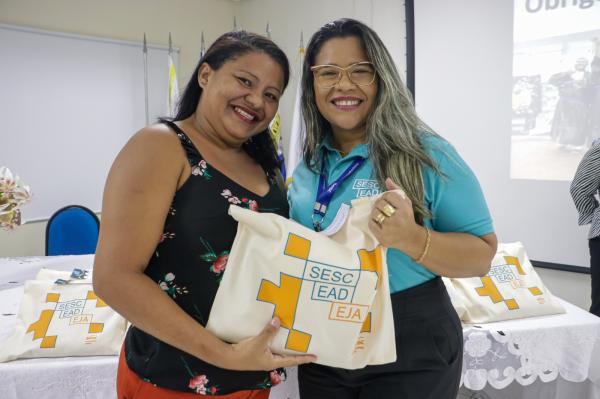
[257,233,382,353]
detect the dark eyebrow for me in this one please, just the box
[238,68,259,81]
[238,68,282,94]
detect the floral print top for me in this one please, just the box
[123,121,289,395]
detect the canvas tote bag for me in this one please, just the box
[446,242,565,323]
[206,194,396,369]
[0,269,127,362]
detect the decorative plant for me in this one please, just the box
[0,167,32,230]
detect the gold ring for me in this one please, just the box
[374,213,387,225]
[381,204,396,217]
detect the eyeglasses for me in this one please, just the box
[310,62,376,88]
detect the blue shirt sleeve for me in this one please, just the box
[422,135,494,236]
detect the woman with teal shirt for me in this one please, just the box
[288,19,498,398]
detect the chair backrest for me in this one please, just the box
[45,205,100,256]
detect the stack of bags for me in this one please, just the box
[0,266,127,362]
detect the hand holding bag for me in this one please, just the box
[206,194,396,369]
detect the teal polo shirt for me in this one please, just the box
[288,133,494,293]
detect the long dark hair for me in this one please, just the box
[166,30,290,174]
[301,19,440,223]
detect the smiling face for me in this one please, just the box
[312,36,377,142]
[197,51,284,145]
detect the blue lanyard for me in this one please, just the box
[312,156,365,231]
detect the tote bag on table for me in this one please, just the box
[0,270,127,362]
[446,242,565,323]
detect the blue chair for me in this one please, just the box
[45,205,100,256]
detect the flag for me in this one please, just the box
[269,112,286,181]
[200,31,206,60]
[286,38,306,185]
[167,54,179,117]
[167,33,179,117]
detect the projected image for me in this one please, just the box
[511,0,600,180]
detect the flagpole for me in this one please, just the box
[287,31,306,183]
[265,21,287,179]
[143,33,149,125]
[200,31,205,60]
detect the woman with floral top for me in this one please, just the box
[93,31,315,398]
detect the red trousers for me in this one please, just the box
[117,347,270,399]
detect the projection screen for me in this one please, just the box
[414,0,600,268]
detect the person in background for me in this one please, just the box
[549,57,590,150]
[586,38,600,144]
[287,18,497,399]
[570,138,600,317]
[93,31,314,399]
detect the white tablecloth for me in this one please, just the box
[461,299,600,391]
[2,256,600,399]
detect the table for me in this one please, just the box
[459,298,600,399]
[2,256,600,399]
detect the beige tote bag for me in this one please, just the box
[446,242,565,323]
[0,273,127,362]
[206,195,396,369]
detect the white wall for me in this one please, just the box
[536,267,591,311]
[0,220,47,257]
[0,0,234,85]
